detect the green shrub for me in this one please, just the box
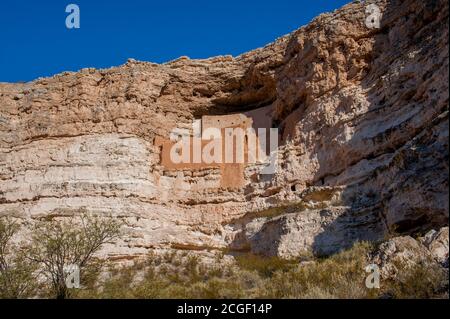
[0,217,39,299]
[383,260,448,299]
[2,220,447,300]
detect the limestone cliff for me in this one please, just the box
[0,0,448,259]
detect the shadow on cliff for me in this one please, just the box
[221,0,448,257]
[309,0,449,256]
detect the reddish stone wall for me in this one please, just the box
[155,107,274,189]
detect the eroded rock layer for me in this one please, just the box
[0,0,448,259]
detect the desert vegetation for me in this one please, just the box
[75,243,448,299]
[0,215,121,299]
[0,215,448,299]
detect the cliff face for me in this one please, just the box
[0,0,448,259]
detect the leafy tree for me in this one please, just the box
[0,217,37,298]
[27,214,121,299]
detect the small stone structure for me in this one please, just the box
[155,106,274,189]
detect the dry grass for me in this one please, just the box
[3,215,447,299]
[71,242,448,299]
[383,259,449,299]
[264,242,377,299]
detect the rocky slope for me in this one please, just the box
[372,227,449,279]
[0,0,448,260]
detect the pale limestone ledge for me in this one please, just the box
[0,0,448,259]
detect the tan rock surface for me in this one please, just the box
[0,0,448,259]
[371,226,449,279]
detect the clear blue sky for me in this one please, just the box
[0,0,350,83]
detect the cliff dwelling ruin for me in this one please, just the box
[154,104,275,189]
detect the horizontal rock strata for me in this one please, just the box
[0,0,448,259]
